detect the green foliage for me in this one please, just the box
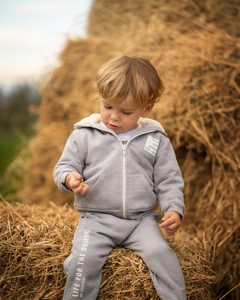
[0,130,34,202]
[0,84,41,132]
[0,84,41,201]
[0,130,21,177]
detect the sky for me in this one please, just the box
[0,0,93,91]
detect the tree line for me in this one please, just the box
[0,84,41,133]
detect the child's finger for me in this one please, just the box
[72,183,89,195]
[72,184,83,194]
[71,180,81,189]
[160,216,171,227]
[164,229,175,236]
[159,219,169,228]
[78,183,89,195]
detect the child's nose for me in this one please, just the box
[111,111,120,121]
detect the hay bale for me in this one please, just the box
[99,236,215,300]
[0,198,77,299]
[0,198,215,299]
[88,0,240,38]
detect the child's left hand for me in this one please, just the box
[159,211,181,236]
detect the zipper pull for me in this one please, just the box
[122,143,126,153]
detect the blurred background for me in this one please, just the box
[0,0,93,194]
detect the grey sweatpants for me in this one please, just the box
[63,212,186,300]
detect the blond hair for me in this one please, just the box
[96,56,164,107]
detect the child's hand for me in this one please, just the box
[65,172,89,195]
[159,211,181,236]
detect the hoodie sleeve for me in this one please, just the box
[153,136,185,221]
[53,130,85,193]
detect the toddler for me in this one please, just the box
[54,55,186,300]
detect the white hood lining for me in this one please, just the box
[76,113,166,134]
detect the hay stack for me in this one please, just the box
[87,0,240,38]
[12,0,240,298]
[0,198,215,299]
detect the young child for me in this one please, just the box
[54,55,186,300]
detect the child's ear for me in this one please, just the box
[141,104,154,118]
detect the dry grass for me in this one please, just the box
[0,198,215,299]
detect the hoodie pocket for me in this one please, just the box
[75,173,122,212]
[127,174,157,212]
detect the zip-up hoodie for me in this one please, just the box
[53,114,185,220]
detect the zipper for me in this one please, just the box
[118,130,157,219]
[122,144,127,219]
[96,127,158,219]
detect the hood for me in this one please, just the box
[74,113,166,135]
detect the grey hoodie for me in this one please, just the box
[53,114,185,220]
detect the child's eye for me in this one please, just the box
[123,111,132,115]
[104,105,112,109]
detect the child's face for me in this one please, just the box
[100,96,154,134]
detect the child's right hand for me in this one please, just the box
[65,172,89,195]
